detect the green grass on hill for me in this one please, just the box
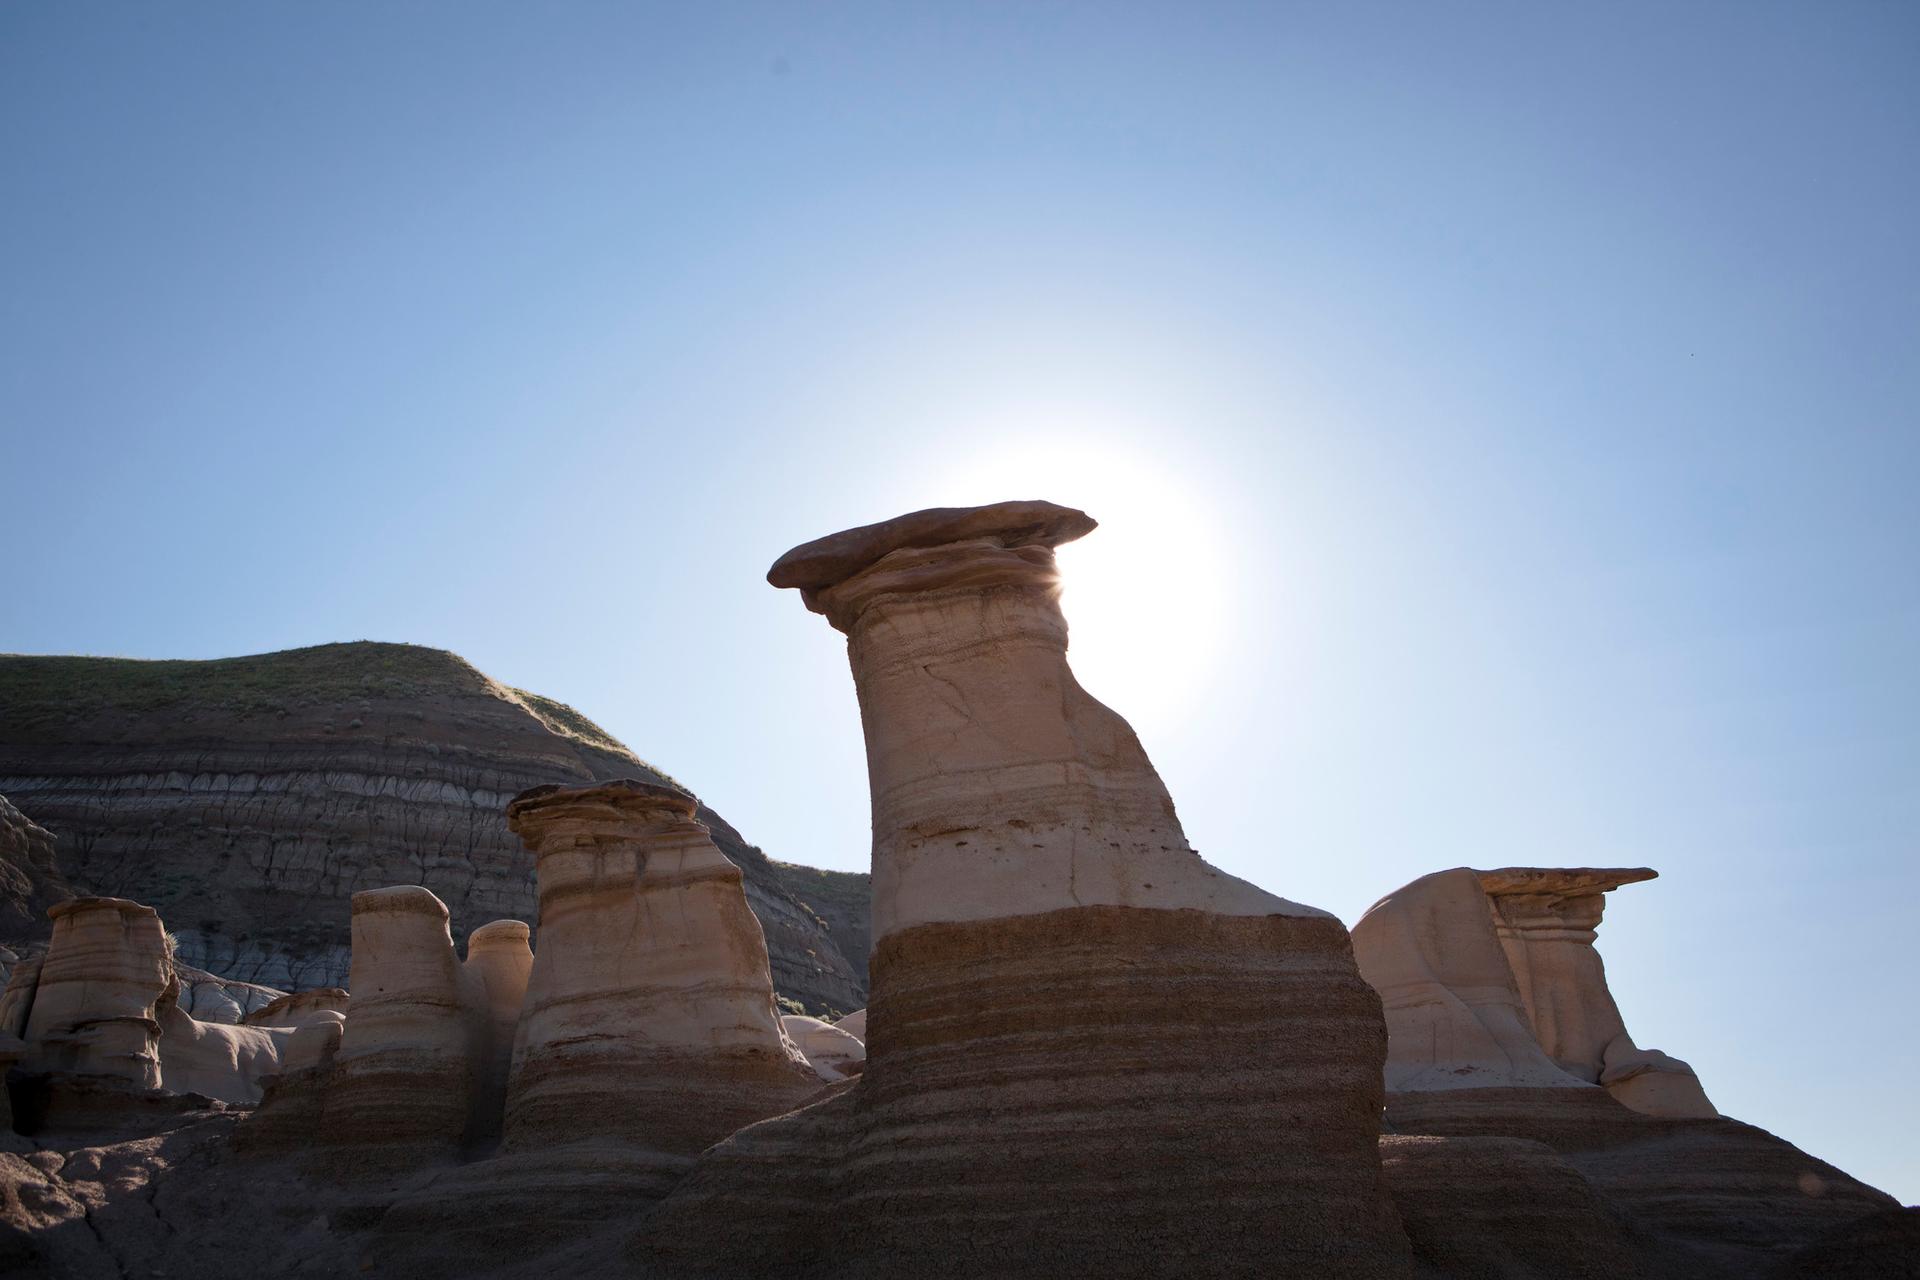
[0,642,641,763]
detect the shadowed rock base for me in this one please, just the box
[1385,1088,1900,1279]
[631,906,1413,1279]
[1380,1134,1646,1279]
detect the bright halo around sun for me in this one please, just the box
[930,432,1232,731]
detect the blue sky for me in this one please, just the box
[3,4,1915,1200]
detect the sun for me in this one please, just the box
[916,426,1233,731]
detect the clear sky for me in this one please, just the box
[3,3,1915,1201]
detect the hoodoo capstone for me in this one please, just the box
[632,501,1414,1278]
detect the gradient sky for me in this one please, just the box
[3,4,1915,1201]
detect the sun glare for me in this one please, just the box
[930,429,1232,728]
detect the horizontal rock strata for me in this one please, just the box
[0,643,867,1013]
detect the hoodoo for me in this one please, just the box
[1476,866,1715,1118]
[313,885,486,1170]
[632,500,1414,1278]
[500,780,818,1168]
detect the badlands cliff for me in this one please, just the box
[0,642,867,1015]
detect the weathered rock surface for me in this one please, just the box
[1385,1087,1902,1278]
[0,793,70,941]
[22,897,171,1088]
[633,500,1414,1278]
[305,885,486,1171]
[1379,1133,1646,1278]
[1353,867,1594,1093]
[779,1014,865,1081]
[502,780,818,1170]
[1477,866,1716,1118]
[0,642,868,1013]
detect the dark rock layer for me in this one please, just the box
[0,643,868,1014]
[631,907,1414,1279]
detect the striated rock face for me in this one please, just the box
[1353,867,1593,1093]
[0,793,70,941]
[633,501,1413,1278]
[463,919,531,1150]
[1385,1087,1899,1279]
[313,885,486,1170]
[502,780,818,1174]
[1477,866,1716,1118]
[1379,1134,1646,1278]
[22,897,172,1088]
[0,642,867,1014]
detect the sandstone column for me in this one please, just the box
[22,897,171,1089]
[1476,866,1716,1118]
[635,501,1413,1278]
[502,780,817,1176]
[316,885,486,1168]
[463,918,532,1149]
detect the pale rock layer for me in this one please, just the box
[502,780,817,1171]
[1476,866,1717,1119]
[1352,868,1594,1093]
[780,1014,865,1081]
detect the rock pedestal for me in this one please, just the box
[313,886,485,1170]
[633,501,1413,1278]
[1475,867,1716,1119]
[502,780,816,1175]
[21,898,171,1088]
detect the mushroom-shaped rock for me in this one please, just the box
[1352,868,1592,1093]
[1475,867,1716,1119]
[22,897,172,1088]
[633,501,1412,1279]
[502,780,818,1175]
[314,885,487,1169]
[780,1014,866,1081]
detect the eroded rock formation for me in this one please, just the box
[779,1014,865,1081]
[0,643,867,1013]
[311,885,485,1169]
[1353,867,1592,1092]
[22,897,172,1089]
[631,501,1414,1278]
[0,793,70,941]
[502,780,817,1171]
[1477,866,1716,1118]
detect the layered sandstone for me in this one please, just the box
[502,780,817,1175]
[0,643,867,1013]
[312,885,486,1169]
[463,918,532,1148]
[1476,866,1716,1118]
[21,897,172,1088]
[633,501,1413,1278]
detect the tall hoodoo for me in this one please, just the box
[502,780,816,1171]
[633,501,1413,1278]
[1475,867,1716,1119]
[463,918,532,1149]
[768,499,1322,939]
[317,885,486,1168]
